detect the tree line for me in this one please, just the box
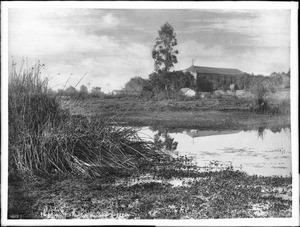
[124,22,290,98]
[55,22,290,100]
[55,84,104,99]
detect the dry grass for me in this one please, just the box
[8,60,161,179]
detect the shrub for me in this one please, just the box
[250,95,290,116]
[64,86,78,98]
[246,75,291,115]
[90,87,104,98]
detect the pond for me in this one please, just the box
[137,127,291,177]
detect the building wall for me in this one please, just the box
[196,73,238,90]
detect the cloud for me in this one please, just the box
[175,40,226,70]
[187,10,290,48]
[236,46,290,75]
[42,38,153,93]
[178,40,224,58]
[8,9,126,57]
[8,8,291,92]
[175,39,289,75]
[174,10,290,74]
[9,9,154,93]
[101,13,121,27]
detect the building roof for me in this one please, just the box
[184,65,244,75]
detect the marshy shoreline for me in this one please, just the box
[9,168,292,219]
[7,62,292,219]
[8,106,292,219]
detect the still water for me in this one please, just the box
[137,127,291,177]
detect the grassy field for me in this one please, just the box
[97,110,290,131]
[62,95,290,131]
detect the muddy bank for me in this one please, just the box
[8,170,292,219]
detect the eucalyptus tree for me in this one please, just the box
[152,22,179,73]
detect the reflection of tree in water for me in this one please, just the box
[153,130,178,151]
[257,125,291,139]
[257,125,266,139]
[270,126,291,134]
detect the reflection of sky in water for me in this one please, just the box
[138,127,291,177]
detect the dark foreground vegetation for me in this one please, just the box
[9,167,292,219]
[8,60,292,219]
[8,61,164,179]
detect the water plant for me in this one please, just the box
[8,60,162,179]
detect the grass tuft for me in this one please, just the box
[8,60,161,179]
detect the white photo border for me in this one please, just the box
[1,1,299,226]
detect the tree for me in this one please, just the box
[65,86,77,96]
[141,80,154,99]
[80,85,88,93]
[91,86,102,93]
[77,85,88,100]
[148,72,168,92]
[236,73,252,90]
[125,77,147,93]
[90,86,103,98]
[146,70,195,94]
[168,71,195,91]
[152,22,179,73]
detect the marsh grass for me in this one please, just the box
[8,60,161,179]
[252,96,290,116]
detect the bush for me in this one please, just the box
[250,95,290,115]
[245,75,291,115]
[90,87,104,98]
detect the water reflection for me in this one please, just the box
[257,125,266,139]
[137,126,291,177]
[152,129,178,152]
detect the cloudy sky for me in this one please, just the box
[8,8,291,93]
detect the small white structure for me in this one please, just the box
[199,92,210,99]
[180,88,196,97]
[214,90,226,96]
[230,84,236,91]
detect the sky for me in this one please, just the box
[8,8,291,93]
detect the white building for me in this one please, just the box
[180,88,196,97]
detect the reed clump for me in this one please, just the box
[9,60,160,179]
[252,96,290,116]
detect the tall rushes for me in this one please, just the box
[9,60,65,176]
[9,60,160,179]
[43,117,155,178]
